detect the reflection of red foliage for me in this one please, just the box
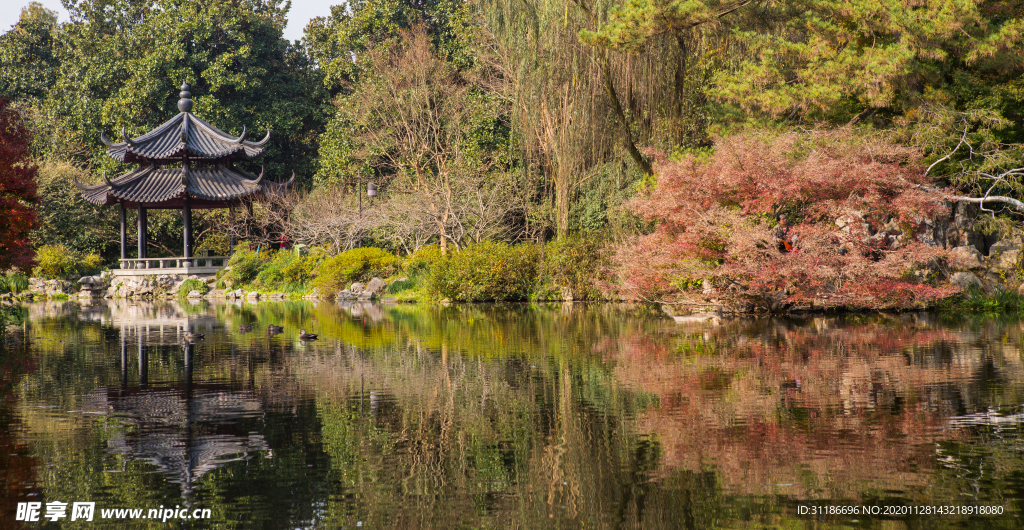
[0,99,39,270]
[611,319,984,498]
[0,344,38,517]
[618,131,956,309]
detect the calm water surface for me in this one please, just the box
[2,301,1023,528]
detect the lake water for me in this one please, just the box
[2,301,1022,529]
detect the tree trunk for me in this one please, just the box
[599,51,653,175]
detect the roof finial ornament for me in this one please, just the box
[178,81,193,113]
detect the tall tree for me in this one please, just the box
[0,100,39,270]
[710,0,1024,125]
[305,0,475,96]
[0,2,60,103]
[36,0,328,181]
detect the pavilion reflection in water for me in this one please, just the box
[81,307,270,499]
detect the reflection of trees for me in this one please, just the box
[14,301,328,529]
[612,315,1024,502]
[0,320,36,523]
[285,303,737,528]
[10,301,1024,527]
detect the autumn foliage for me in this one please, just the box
[0,100,38,270]
[618,130,958,310]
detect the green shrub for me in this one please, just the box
[32,245,104,279]
[385,277,429,302]
[247,248,328,292]
[253,250,288,290]
[404,245,443,273]
[177,279,210,297]
[539,236,608,300]
[221,247,271,288]
[312,247,401,294]
[429,242,540,302]
[279,251,319,286]
[80,254,104,273]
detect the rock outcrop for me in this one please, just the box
[950,272,983,290]
[365,277,387,296]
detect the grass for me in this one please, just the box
[937,286,1024,313]
[384,274,430,303]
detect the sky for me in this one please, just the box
[0,0,336,42]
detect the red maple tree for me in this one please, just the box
[0,99,39,271]
[617,130,958,310]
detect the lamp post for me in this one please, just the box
[355,172,376,248]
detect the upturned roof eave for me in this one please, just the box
[102,112,269,163]
[77,164,292,207]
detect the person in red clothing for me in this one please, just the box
[774,214,799,252]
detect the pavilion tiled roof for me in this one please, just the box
[76,164,294,206]
[103,112,270,164]
[77,82,293,207]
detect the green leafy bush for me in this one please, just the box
[429,242,540,302]
[253,251,288,290]
[312,247,401,294]
[251,248,327,292]
[80,254,104,273]
[32,245,104,279]
[177,279,210,297]
[404,245,443,273]
[539,236,608,300]
[220,247,272,288]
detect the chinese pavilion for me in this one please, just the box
[76,82,293,276]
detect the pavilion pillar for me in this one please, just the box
[137,206,148,259]
[119,203,127,260]
[183,196,193,259]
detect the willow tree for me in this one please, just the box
[472,0,733,236]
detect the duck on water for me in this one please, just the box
[299,330,318,341]
[183,332,204,343]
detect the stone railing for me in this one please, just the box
[118,256,228,270]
